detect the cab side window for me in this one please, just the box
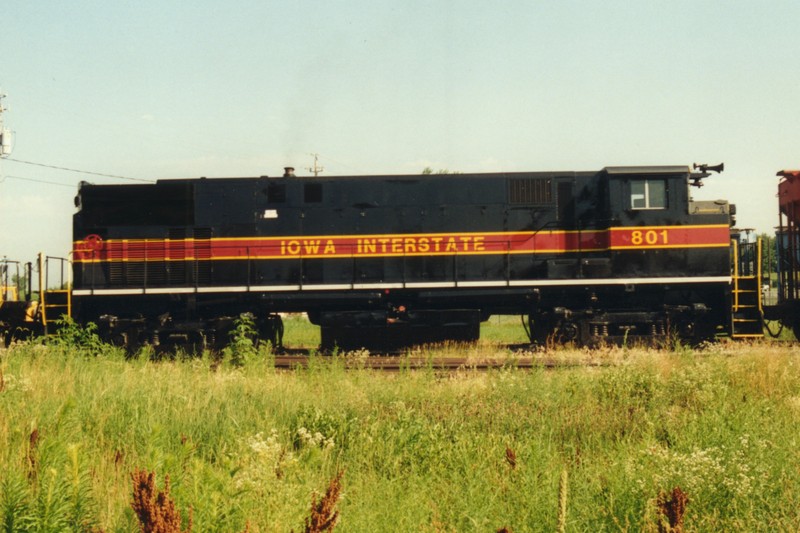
[630,179,666,210]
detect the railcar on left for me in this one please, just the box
[0,255,71,346]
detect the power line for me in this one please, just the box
[0,174,78,188]
[310,152,363,174]
[5,157,154,183]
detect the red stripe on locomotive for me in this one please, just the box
[73,225,729,263]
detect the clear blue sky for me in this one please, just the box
[2,0,799,260]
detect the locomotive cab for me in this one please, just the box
[606,166,687,228]
[527,166,734,346]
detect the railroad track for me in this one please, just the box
[271,354,606,370]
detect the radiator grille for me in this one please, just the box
[508,178,552,205]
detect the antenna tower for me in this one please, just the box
[307,153,324,177]
[0,92,12,158]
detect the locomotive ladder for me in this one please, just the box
[731,239,765,339]
[38,254,72,333]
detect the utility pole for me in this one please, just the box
[0,92,12,158]
[307,153,324,177]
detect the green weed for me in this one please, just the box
[224,314,258,367]
[1,340,800,530]
[49,316,111,356]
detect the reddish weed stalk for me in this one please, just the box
[505,446,517,470]
[130,469,192,533]
[657,486,688,533]
[303,470,345,533]
[27,428,39,481]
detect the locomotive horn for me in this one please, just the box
[693,162,724,174]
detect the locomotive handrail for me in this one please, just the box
[452,250,457,287]
[66,226,651,295]
[732,239,739,311]
[219,238,526,291]
[730,238,765,338]
[45,255,69,290]
[38,253,73,331]
[531,220,561,235]
[247,246,252,291]
[0,259,21,303]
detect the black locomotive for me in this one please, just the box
[63,164,736,352]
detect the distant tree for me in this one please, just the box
[421,167,460,175]
[11,273,29,294]
[760,232,777,277]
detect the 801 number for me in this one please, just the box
[630,229,669,246]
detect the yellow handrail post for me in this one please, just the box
[757,237,763,312]
[732,239,739,311]
[37,252,47,334]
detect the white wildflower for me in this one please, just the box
[1,373,31,392]
[296,426,335,450]
[235,429,296,491]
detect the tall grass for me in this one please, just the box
[1,337,800,530]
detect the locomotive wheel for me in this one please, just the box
[109,331,128,348]
[673,317,716,346]
[554,320,580,344]
[676,319,695,340]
